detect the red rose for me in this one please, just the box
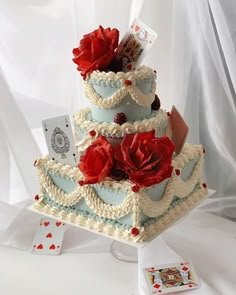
[78,136,113,184]
[73,26,119,79]
[113,131,175,188]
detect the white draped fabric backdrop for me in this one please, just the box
[0,0,236,217]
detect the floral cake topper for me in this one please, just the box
[72,26,119,79]
[78,131,175,190]
[72,19,157,79]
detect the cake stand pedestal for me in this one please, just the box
[110,241,138,263]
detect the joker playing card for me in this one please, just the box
[42,115,78,166]
[143,261,200,294]
[32,218,66,255]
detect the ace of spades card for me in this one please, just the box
[42,115,78,167]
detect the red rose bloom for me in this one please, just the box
[113,131,175,188]
[78,136,113,184]
[73,26,119,79]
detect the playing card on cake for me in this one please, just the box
[42,115,78,166]
[32,218,66,255]
[143,261,200,294]
[170,106,189,154]
[116,18,157,71]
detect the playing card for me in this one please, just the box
[42,115,79,166]
[32,218,66,255]
[170,106,189,154]
[143,261,200,294]
[116,18,157,72]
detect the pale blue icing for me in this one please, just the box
[43,157,198,227]
[142,183,200,227]
[89,78,154,122]
[76,109,167,139]
[90,97,150,122]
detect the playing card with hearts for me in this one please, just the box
[32,218,66,255]
[143,261,200,294]
[42,115,79,167]
[116,18,157,72]
[169,106,189,154]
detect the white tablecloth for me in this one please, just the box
[0,200,236,295]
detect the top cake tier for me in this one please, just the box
[84,66,156,122]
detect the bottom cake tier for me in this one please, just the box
[34,144,208,243]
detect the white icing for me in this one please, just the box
[35,144,206,225]
[74,108,168,152]
[34,185,207,242]
[85,80,156,109]
[88,65,155,82]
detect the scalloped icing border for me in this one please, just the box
[74,108,168,152]
[34,185,208,243]
[87,65,155,82]
[34,143,207,242]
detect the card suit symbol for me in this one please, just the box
[49,244,56,250]
[37,244,43,250]
[44,222,50,227]
[182,266,189,272]
[127,64,132,71]
[51,127,70,154]
[153,284,161,289]
[56,222,62,227]
[135,25,140,32]
[46,233,52,238]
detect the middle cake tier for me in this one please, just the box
[74,107,169,151]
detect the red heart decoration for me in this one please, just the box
[46,233,52,238]
[49,244,56,250]
[44,222,50,227]
[37,244,43,250]
[153,284,161,289]
[135,25,140,32]
[56,222,62,227]
[127,64,132,71]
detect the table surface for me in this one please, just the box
[1,199,236,295]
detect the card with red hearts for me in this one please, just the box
[169,106,189,154]
[116,18,157,72]
[32,218,66,255]
[143,261,200,294]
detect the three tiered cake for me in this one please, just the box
[34,25,208,243]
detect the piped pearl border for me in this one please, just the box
[74,108,168,152]
[85,80,156,109]
[88,65,155,82]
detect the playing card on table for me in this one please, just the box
[143,261,200,294]
[169,106,189,154]
[42,115,78,166]
[116,18,157,72]
[32,218,66,255]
